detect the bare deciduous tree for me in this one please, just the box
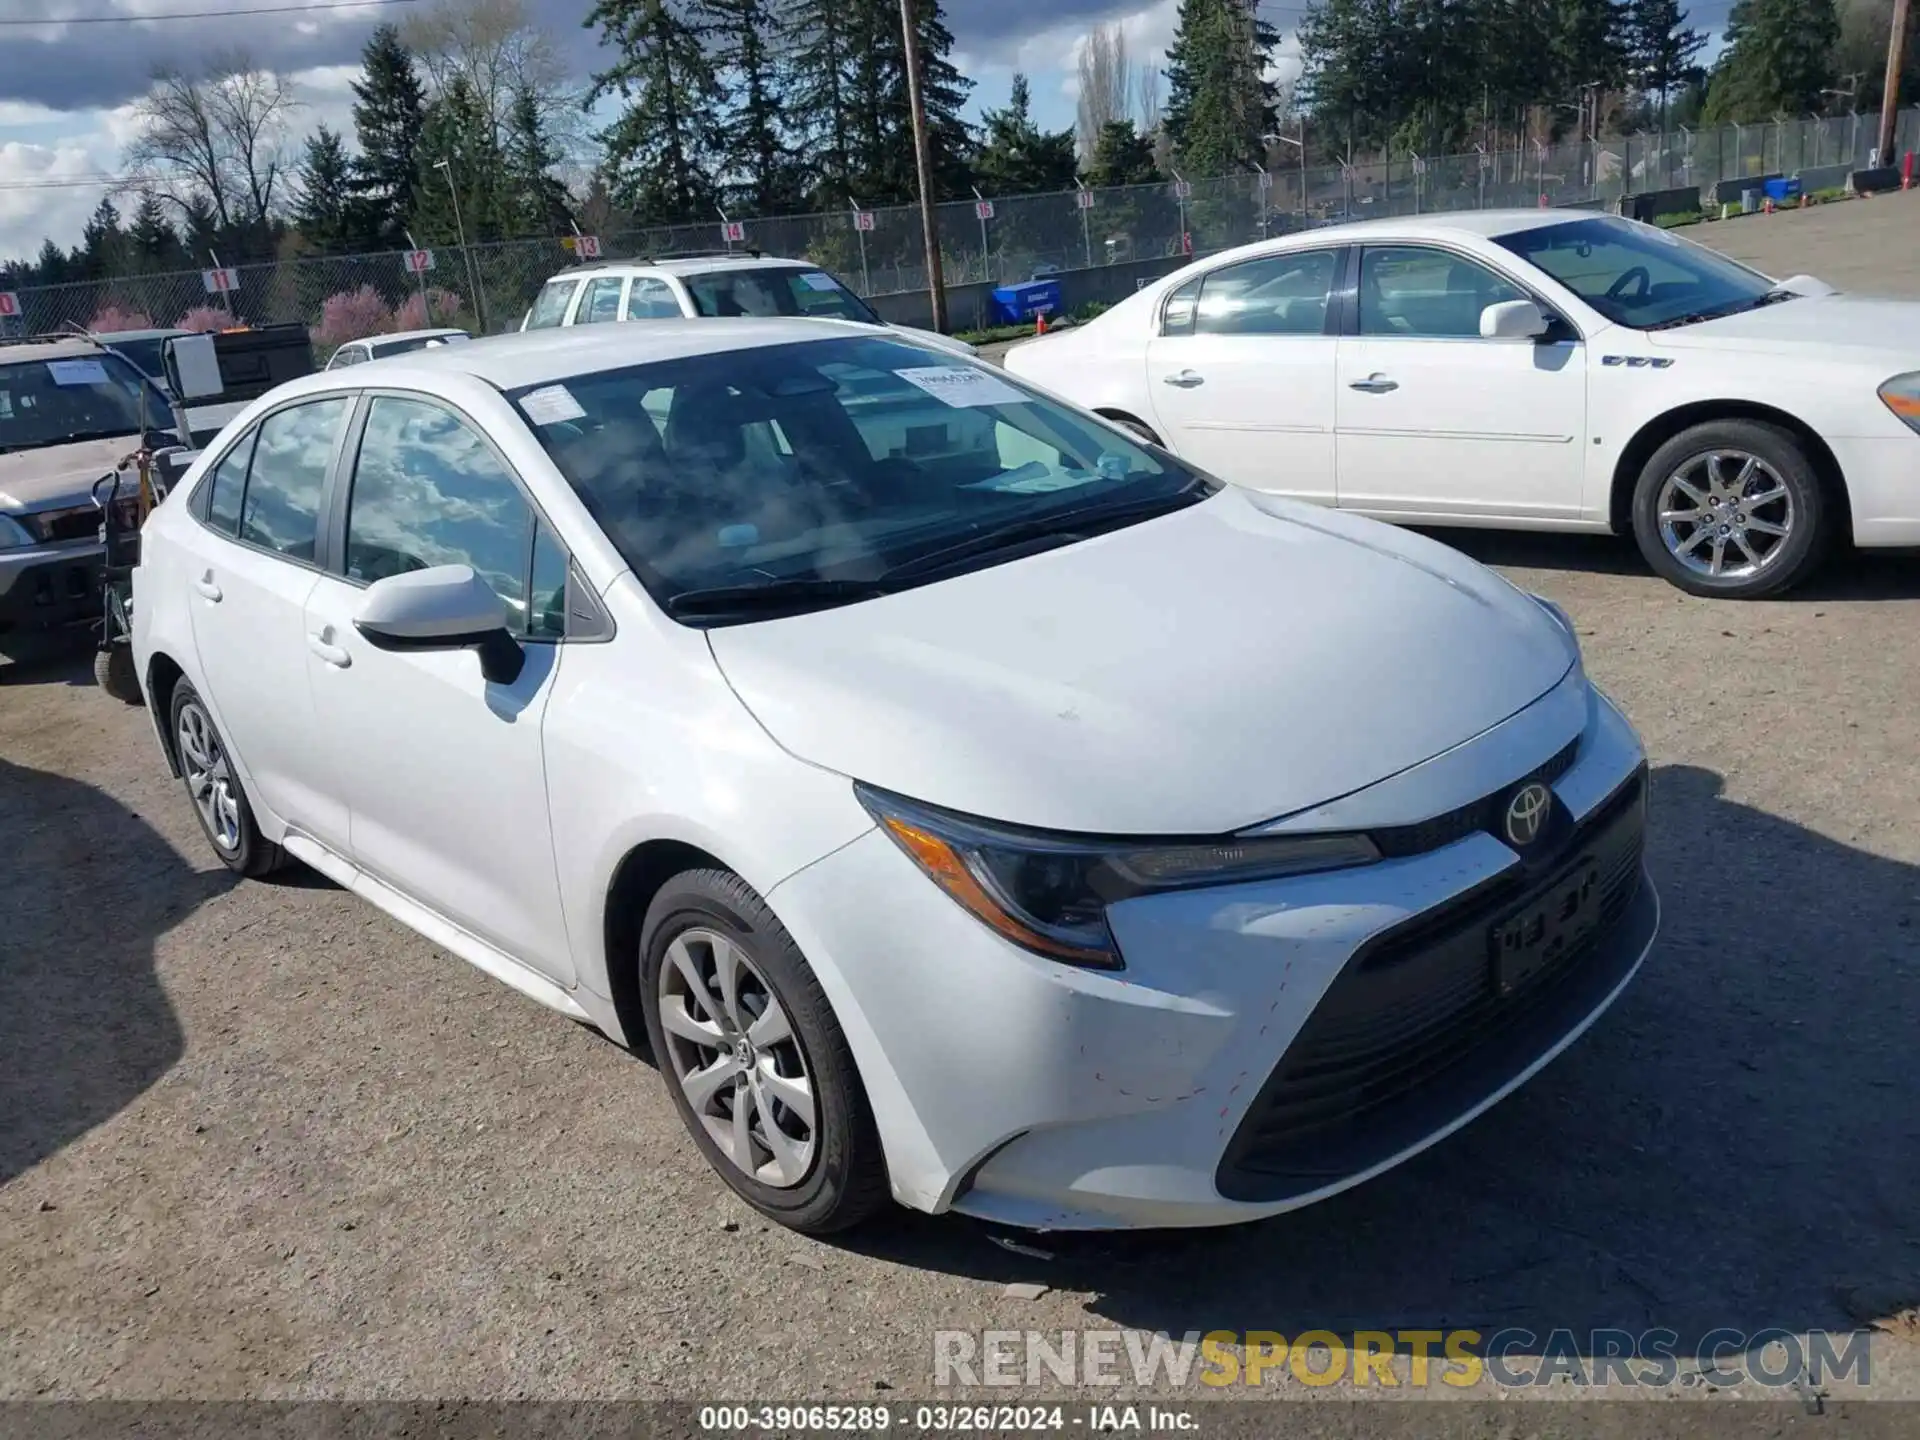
[125,54,296,238]
[1075,22,1133,158]
[404,0,585,155]
[1136,63,1162,137]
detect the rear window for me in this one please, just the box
[684,269,881,325]
[526,279,580,330]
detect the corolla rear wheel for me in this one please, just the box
[640,869,888,1233]
[169,681,283,877]
[1631,420,1826,598]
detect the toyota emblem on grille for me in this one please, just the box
[1503,782,1552,848]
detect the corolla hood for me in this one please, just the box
[1648,293,1920,357]
[0,435,131,512]
[707,490,1577,835]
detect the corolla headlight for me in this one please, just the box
[856,784,1380,969]
[1879,373,1920,434]
[0,514,35,551]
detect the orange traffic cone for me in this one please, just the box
[1034,311,1047,336]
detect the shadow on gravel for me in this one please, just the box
[1426,526,1920,600]
[0,756,231,1185]
[845,762,1920,1357]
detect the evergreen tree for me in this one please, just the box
[293,125,357,252]
[586,0,726,224]
[1298,0,1401,154]
[836,0,971,203]
[1164,0,1281,176]
[1624,0,1707,129]
[410,74,506,244]
[1085,119,1162,187]
[780,0,856,205]
[973,74,1079,194]
[502,84,575,235]
[79,197,126,280]
[711,0,801,213]
[127,192,183,273]
[1703,0,1840,122]
[350,23,429,248]
[1552,0,1627,103]
[33,238,71,287]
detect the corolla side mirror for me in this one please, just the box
[353,564,524,685]
[1480,299,1552,341]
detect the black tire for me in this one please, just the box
[1630,419,1829,598]
[167,680,285,877]
[93,646,144,706]
[1102,412,1163,447]
[639,869,889,1234]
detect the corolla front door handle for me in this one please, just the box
[1163,369,1205,388]
[192,572,222,602]
[1349,374,1399,393]
[307,631,352,669]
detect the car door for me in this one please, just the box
[175,396,354,848]
[1334,244,1588,520]
[299,392,575,985]
[1142,248,1341,504]
[576,276,626,326]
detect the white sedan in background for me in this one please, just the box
[132,320,1655,1233]
[1006,210,1920,599]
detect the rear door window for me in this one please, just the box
[526,279,580,330]
[579,277,625,324]
[236,397,349,560]
[626,278,681,319]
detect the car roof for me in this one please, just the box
[555,254,815,280]
[0,336,111,364]
[288,316,902,393]
[366,328,469,345]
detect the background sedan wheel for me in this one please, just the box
[640,869,888,1233]
[168,680,284,877]
[1632,419,1827,599]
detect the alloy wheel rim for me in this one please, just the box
[1656,450,1794,580]
[657,927,817,1189]
[176,700,242,853]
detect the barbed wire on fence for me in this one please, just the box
[5,110,1916,345]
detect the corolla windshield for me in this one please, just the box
[513,335,1215,621]
[684,268,885,325]
[0,352,172,452]
[1495,215,1785,329]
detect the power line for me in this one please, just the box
[0,0,415,26]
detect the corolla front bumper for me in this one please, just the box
[767,671,1657,1229]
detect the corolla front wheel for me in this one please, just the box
[169,681,284,877]
[640,869,888,1234]
[1631,420,1827,599]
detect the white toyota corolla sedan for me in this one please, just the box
[131,320,1658,1233]
[1006,210,1920,600]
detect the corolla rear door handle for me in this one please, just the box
[192,572,222,602]
[1349,374,1399,393]
[307,631,352,669]
[1163,369,1205,388]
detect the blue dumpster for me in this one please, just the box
[988,279,1062,325]
[1763,176,1802,204]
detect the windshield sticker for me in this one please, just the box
[894,365,1029,409]
[47,359,110,387]
[519,384,586,426]
[717,524,759,548]
[799,272,840,291]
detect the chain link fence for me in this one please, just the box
[6,110,1917,347]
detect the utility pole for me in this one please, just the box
[1880,0,1913,167]
[900,0,948,334]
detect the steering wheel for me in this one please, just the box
[1606,266,1652,303]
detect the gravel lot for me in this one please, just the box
[4,194,1919,1410]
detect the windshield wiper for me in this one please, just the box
[878,485,1210,584]
[664,577,891,619]
[1645,289,1800,331]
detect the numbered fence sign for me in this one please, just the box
[403,249,435,274]
[1254,171,1273,190]
[853,211,876,232]
[974,199,995,221]
[722,220,746,243]
[573,234,602,259]
[1172,179,1193,199]
[201,267,240,295]
[1075,189,1095,209]
[0,291,19,318]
